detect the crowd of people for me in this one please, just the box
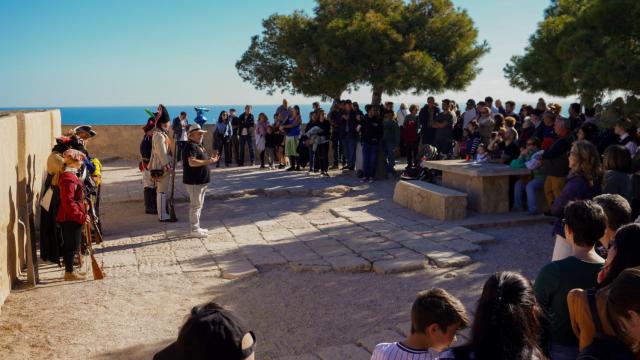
[134,96,640,359]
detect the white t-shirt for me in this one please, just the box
[371,342,442,360]
[397,109,409,127]
[462,110,477,129]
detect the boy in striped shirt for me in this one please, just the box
[371,288,469,360]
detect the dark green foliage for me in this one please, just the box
[236,0,488,103]
[505,0,640,106]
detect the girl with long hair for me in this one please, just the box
[551,140,602,260]
[214,111,232,167]
[443,271,547,360]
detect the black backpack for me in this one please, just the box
[577,289,635,360]
[140,134,152,160]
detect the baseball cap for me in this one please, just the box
[154,303,255,360]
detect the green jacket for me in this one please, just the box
[510,147,545,180]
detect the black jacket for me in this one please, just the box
[360,115,383,145]
[238,113,255,135]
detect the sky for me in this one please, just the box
[0,0,577,107]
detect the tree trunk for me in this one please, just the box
[371,86,383,106]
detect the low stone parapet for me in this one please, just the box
[393,181,467,221]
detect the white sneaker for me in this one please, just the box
[196,227,209,233]
[190,229,208,238]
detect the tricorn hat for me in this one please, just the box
[73,125,97,137]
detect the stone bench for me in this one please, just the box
[393,181,467,221]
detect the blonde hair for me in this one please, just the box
[570,140,602,185]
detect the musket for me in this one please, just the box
[84,216,105,280]
[168,137,178,222]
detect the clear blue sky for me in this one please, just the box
[0,0,575,107]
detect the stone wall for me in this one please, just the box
[0,110,61,313]
[63,124,219,161]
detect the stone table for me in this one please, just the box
[422,160,530,213]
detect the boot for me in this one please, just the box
[157,192,170,221]
[144,187,156,214]
[64,271,86,281]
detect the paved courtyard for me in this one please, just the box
[0,160,554,359]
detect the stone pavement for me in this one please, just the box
[84,160,504,283]
[1,159,556,360]
[100,160,357,204]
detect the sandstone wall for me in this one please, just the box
[0,110,61,313]
[62,124,219,161]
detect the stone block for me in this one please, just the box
[290,259,333,273]
[425,250,472,268]
[243,248,288,267]
[218,259,259,280]
[372,258,426,274]
[316,344,371,360]
[357,329,404,353]
[393,181,467,221]
[102,253,138,268]
[359,250,394,262]
[324,255,371,272]
[441,171,508,213]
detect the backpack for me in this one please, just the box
[140,134,152,160]
[577,289,635,360]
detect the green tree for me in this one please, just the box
[236,0,488,104]
[504,0,640,106]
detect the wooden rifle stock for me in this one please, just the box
[84,221,105,280]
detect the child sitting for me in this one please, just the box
[371,288,469,360]
[475,144,489,163]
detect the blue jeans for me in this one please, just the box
[383,141,396,174]
[362,143,378,179]
[514,177,544,213]
[343,136,357,168]
[239,134,255,164]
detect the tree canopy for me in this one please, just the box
[236,0,488,104]
[504,0,640,106]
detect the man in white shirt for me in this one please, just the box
[461,99,478,129]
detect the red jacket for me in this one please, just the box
[403,118,419,144]
[56,171,87,224]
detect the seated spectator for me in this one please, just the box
[535,200,606,360]
[550,140,602,261]
[371,288,469,360]
[463,121,481,160]
[154,302,256,360]
[593,194,633,253]
[488,127,519,164]
[512,137,545,214]
[606,267,640,357]
[568,224,640,354]
[602,145,632,202]
[535,111,556,151]
[441,272,546,360]
[475,143,489,163]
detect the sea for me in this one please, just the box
[1,102,573,125]
[0,105,330,125]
